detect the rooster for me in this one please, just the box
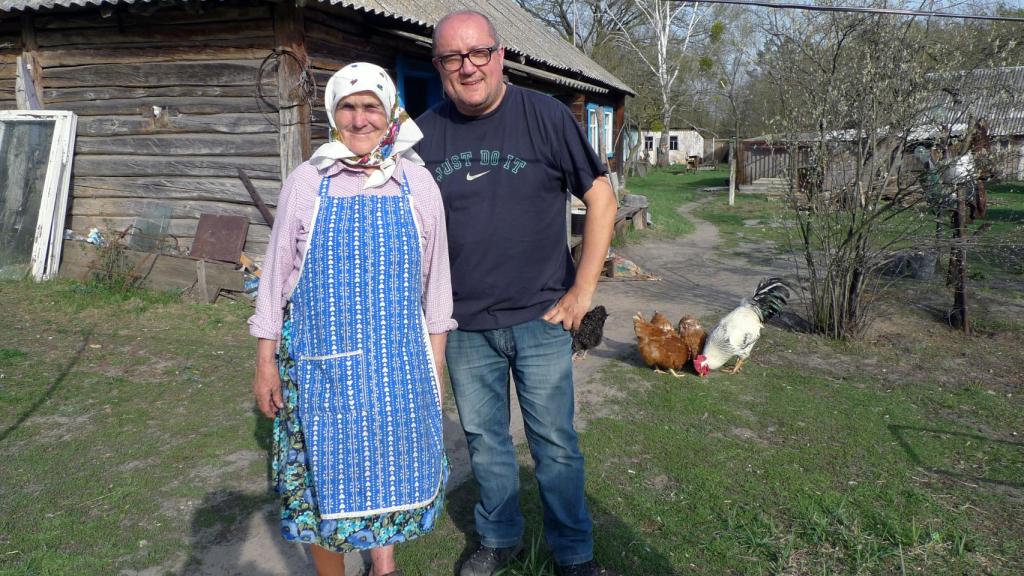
[634,311,691,378]
[572,305,609,360]
[694,278,791,376]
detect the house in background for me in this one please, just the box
[928,66,1024,181]
[639,129,704,165]
[0,0,633,264]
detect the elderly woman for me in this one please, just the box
[250,62,454,576]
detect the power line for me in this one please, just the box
[664,0,1024,23]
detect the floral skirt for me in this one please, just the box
[271,309,448,552]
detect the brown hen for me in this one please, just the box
[677,315,707,364]
[633,312,691,378]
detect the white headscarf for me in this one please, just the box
[309,62,425,189]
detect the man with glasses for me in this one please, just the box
[415,9,618,576]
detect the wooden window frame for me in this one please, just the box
[0,110,78,281]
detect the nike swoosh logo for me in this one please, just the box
[466,170,490,181]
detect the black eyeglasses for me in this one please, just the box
[433,46,498,72]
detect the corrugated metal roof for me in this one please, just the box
[0,0,634,96]
[929,66,1024,137]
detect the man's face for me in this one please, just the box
[433,14,506,116]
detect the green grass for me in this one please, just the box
[617,167,729,244]
[489,337,1023,575]
[1,174,1022,574]
[0,280,270,575]
[694,192,794,251]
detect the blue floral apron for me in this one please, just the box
[286,173,444,520]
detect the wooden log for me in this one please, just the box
[41,60,263,88]
[46,85,266,104]
[307,38,392,67]
[71,197,274,224]
[54,96,276,116]
[38,46,271,68]
[72,176,281,204]
[72,154,281,179]
[58,239,244,293]
[304,8,371,36]
[75,113,277,136]
[75,133,279,155]
[66,215,272,245]
[36,22,271,49]
[273,1,311,178]
[33,5,272,30]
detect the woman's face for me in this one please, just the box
[334,91,389,157]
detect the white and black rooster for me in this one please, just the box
[694,278,791,376]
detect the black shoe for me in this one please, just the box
[459,542,524,576]
[556,560,621,576]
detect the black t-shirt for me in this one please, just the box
[415,84,606,331]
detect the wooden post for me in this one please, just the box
[17,15,44,110]
[273,1,311,181]
[613,94,626,178]
[950,184,970,333]
[728,139,737,206]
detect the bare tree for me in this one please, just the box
[758,2,1016,338]
[515,0,642,54]
[602,0,714,166]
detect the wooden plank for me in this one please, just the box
[46,85,265,104]
[71,197,275,224]
[72,176,281,204]
[39,46,270,67]
[74,133,279,155]
[75,113,278,136]
[72,154,281,179]
[273,1,311,178]
[237,168,276,226]
[242,239,268,257]
[41,60,263,88]
[36,22,271,48]
[54,96,275,116]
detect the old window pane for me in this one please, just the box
[0,111,78,281]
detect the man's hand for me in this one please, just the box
[543,175,615,331]
[542,286,594,331]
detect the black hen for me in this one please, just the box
[571,305,609,360]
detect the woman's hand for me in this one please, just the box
[254,338,283,418]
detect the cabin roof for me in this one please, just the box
[0,0,635,96]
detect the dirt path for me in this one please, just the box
[180,199,794,576]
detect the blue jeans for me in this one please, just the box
[446,317,593,566]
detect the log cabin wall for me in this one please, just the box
[33,1,281,258]
[5,0,630,272]
[0,16,24,109]
[303,5,401,150]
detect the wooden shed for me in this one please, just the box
[0,0,633,267]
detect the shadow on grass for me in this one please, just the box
[180,413,367,576]
[888,424,1024,489]
[445,465,678,575]
[182,489,314,576]
[0,326,93,444]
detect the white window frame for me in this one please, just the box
[644,135,654,151]
[0,110,78,281]
[669,135,679,151]
[587,108,599,154]
[603,109,614,157]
